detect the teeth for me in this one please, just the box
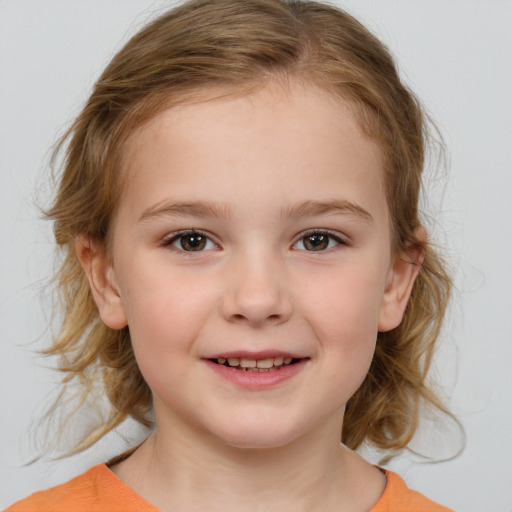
[216,356,298,368]
[256,358,274,369]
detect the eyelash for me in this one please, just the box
[293,229,346,252]
[161,230,218,253]
[161,229,346,253]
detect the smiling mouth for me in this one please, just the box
[209,356,303,372]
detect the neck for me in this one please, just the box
[111,410,385,512]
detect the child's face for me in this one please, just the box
[84,83,419,449]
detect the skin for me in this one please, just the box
[78,82,422,512]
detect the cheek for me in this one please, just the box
[119,274,216,376]
[296,264,385,378]
[299,264,386,336]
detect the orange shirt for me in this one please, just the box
[6,464,454,511]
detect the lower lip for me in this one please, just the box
[204,359,308,390]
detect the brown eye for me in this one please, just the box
[179,233,206,251]
[294,231,343,251]
[166,231,216,252]
[303,233,329,251]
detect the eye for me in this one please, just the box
[164,230,217,252]
[293,231,344,251]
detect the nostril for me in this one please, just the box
[230,312,282,324]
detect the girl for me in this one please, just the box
[7,0,456,510]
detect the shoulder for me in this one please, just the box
[5,464,159,512]
[370,470,455,512]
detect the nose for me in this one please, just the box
[220,249,293,327]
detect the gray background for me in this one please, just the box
[1,1,511,510]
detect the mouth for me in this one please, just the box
[208,356,304,372]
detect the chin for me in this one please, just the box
[210,419,308,451]
[225,435,292,450]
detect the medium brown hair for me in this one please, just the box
[43,0,453,457]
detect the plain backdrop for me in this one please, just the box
[1,1,511,510]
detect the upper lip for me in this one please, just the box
[204,350,307,360]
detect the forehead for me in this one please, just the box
[118,83,387,224]
[123,80,382,157]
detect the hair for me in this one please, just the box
[42,0,454,458]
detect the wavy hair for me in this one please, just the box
[42,0,454,458]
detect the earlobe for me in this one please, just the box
[75,235,128,330]
[378,239,425,333]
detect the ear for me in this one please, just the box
[75,235,128,330]
[378,230,425,332]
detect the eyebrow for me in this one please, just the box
[139,199,373,224]
[139,200,232,222]
[280,199,374,224]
